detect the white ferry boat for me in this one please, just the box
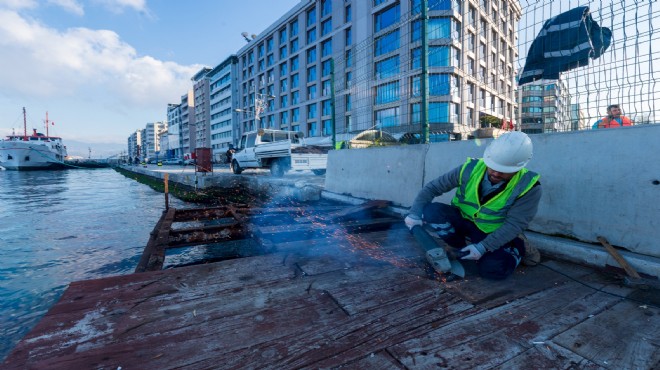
[0,109,68,170]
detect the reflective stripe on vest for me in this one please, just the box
[599,116,632,128]
[451,158,540,233]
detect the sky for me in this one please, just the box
[0,0,300,157]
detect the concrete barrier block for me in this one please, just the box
[325,145,427,207]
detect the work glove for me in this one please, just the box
[461,243,487,260]
[404,215,423,230]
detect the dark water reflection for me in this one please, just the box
[0,168,185,360]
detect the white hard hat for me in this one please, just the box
[483,131,533,173]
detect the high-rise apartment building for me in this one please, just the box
[207,56,239,162]
[192,68,212,150]
[179,90,195,159]
[141,122,166,161]
[518,78,571,133]
[127,129,142,163]
[234,0,522,141]
[166,103,182,158]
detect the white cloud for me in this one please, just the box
[0,9,199,108]
[47,0,84,15]
[0,0,38,10]
[93,0,148,14]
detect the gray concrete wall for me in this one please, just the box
[325,125,660,275]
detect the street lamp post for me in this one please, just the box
[235,93,275,121]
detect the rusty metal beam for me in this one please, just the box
[135,207,176,273]
[168,224,248,248]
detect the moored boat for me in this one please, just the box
[0,108,68,170]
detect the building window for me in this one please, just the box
[375,4,400,33]
[290,20,298,36]
[307,66,317,83]
[291,73,299,88]
[321,0,332,17]
[375,81,399,104]
[292,107,300,122]
[322,39,332,57]
[292,90,300,104]
[307,7,317,27]
[322,60,332,77]
[322,100,332,116]
[411,0,456,14]
[345,94,351,110]
[345,71,352,88]
[411,20,421,42]
[345,5,351,22]
[429,102,451,124]
[322,19,332,36]
[281,111,289,125]
[307,27,317,44]
[291,56,299,71]
[346,49,353,67]
[411,47,421,69]
[291,39,299,53]
[281,95,288,108]
[411,75,420,97]
[375,30,399,56]
[280,62,288,77]
[345,28,352,46]
[375,55,399,79]
[280,79,288,93]
[308,84,317,99]
[307,103,317,119]
[280,45,287,59]
[375,107,400,127]
[279,28,287,44]
[307,48,317,64]
[322,80,331,96]
[322,119,332,135]
[309,121,318,136]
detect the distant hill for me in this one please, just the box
[65,140,125,159]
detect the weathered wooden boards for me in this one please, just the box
[5,200,658,369]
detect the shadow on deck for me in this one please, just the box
[3,200,658,369]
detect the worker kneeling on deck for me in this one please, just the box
[405,131,542,280]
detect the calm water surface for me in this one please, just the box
[0,168,187,360]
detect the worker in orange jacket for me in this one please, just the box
[592,104,633,129]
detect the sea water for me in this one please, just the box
[0,168,187,360]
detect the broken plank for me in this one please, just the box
[135,207,176,273]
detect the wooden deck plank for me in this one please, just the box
[552,300,660,369]
[388,281,623,368]
[493,342,605,370]
[335,350,406,370]
[186,275,476,369]
[442,262,573,309]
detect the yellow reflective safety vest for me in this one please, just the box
[451,158,540,233]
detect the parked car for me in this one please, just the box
[162,158,183,165]
[183,159,196,165]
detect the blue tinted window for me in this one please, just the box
[376,107,400,127]
[375,56,399,79]
[375,30,399,56]
[307,7,316,27]
[375,81,399,104]
[429,74,450,96]
[375,4,400,32]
